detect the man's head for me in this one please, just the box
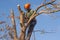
[24,3,31,10]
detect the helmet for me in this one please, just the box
[24,3,30,9]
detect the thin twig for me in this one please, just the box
[36,0,56,11]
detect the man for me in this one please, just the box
[24,3,37,40]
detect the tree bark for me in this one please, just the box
[20,27,26,40]
[17,5,26,40]
[10,9,17,40]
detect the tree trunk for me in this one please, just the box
[20,27,26,40]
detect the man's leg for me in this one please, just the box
[26,20,36,40]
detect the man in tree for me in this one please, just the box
[24,3,37,40]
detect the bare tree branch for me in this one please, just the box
[0,21,6,24]
[8,31,14,39]
[36,0,56,12]
[17,4,26,40]
[0,28,4,31]
[17,4,25,27]
[10,9,18,40]
[51,3,60,9]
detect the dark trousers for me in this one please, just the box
[27,19,36,40]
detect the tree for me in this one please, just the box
[0,0,60,40]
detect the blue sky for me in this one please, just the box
[0,0,60,40]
